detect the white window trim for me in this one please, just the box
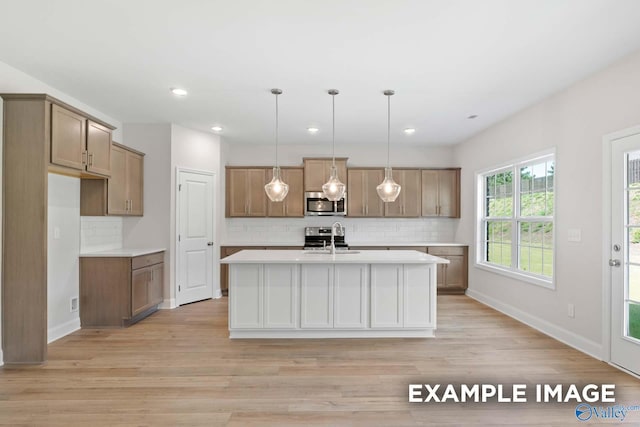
[474,148,557,289]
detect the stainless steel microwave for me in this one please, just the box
[304,192,347,216]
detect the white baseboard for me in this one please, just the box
[0,349,4,366]
[214,289,222,299]
[466,288,604,360]
[47,318,81,344]
[159,298,177,309]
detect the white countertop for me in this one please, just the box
[221,249,449,264]
[220,242,466,247]
[80,248,166,257]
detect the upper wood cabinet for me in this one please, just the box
[80,143,144,217]
[226,168,268,217]
[51,104,113,177]
[267,167,304,217]
[421,169,460,218]
[384,169,421,217]
[303,158,348,192]
[347,168,385,217]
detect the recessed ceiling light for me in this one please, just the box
[211,126,223,132]
[467,114,478,119]
[403,128,416,135]
[307,127,319,134]
[171,87,188,96]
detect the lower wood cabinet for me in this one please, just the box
[427,246,468,294]
[80,251,164,327]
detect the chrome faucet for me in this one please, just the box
[330,221,344,254]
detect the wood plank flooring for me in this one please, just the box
[1,296,640,426]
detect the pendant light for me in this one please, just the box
[377,90,401,202]
[322,89,346,201]
[264,88,289,202]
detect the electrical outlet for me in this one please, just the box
[54,227,61,240]
[568,229,581,242]
[70,297,79,313]
[568,303,575,318]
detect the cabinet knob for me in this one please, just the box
[207,242,214,246]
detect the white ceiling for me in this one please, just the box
[1,0,640,147]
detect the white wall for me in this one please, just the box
[170,125,223,302]
[122,124,172,304]
[222,142,458,245]
[454,49,640,358]
[47,174,81,343]
[0,60,123,363]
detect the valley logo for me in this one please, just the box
[575,403,640,422]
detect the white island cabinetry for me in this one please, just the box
[223,250,446,338]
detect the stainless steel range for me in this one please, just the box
[304,226,349,250]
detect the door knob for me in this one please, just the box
[609,259,621,267]
[207,242,214,246]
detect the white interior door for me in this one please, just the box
[610,131,640,375]
[177,170,215,305]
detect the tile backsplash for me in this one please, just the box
[80,217,123,252]
[223,217,456,245]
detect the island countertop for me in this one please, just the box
[220,249,449,264]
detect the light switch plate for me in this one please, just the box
[54,227,61,240]
[568,228,581,242]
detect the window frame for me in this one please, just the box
[475,149,556,289]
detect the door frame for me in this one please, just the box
[175,167,221,306]
[602,124,640,373]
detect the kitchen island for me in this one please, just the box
[221,249,448,338]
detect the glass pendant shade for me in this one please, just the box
[377,167,401,202]
[265,166,289,202]
[322,165,346,201]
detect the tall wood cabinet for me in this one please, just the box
[0,94,116,363]
[267,167,304,217]
[347,168,385,217]
[80,143,145,216]
[422,169,460,218]
[80,251,165,327]
[384,169,421,217]
[303,158,348,192]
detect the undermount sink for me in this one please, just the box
[302,250,361,255]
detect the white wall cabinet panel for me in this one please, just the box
[404,265,435,328]
[300,265,334,328]
[370,265,403,328]
[334,264,368,328]
[263,264,298,329]
[229,264,262,328]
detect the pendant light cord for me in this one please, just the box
[275,92,279,168]
[332,93,336,167]
[387,94,390,169]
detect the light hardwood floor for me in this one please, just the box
[1,296,639,426]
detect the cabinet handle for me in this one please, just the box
[129,200,133,212]
[88,153,94,167]
[81,150,88,166]
[365,205,368,215]
[125,200,128,211]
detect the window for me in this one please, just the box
[477,152,555,287]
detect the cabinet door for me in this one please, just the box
[365,169,385,216]
[263,264,298,328]
[347,169,366,217]
[384,170,421,217]
[444,255,465,290]
[370,265,403,328]
[86,121,112,177]
[300,265,333,328]
[51,104,86,170]
[226,169,250,217]
[438,169,459,218]
[247,169,267,216]
[334,264,368,328]
[131,267,150,317]
[127,150,144,216]
[421,170,439,216]
[108,145,128,215]
[148,264,164,306]
[229,264,263,328]
[404,265,434,327]
[304,159,327,191]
